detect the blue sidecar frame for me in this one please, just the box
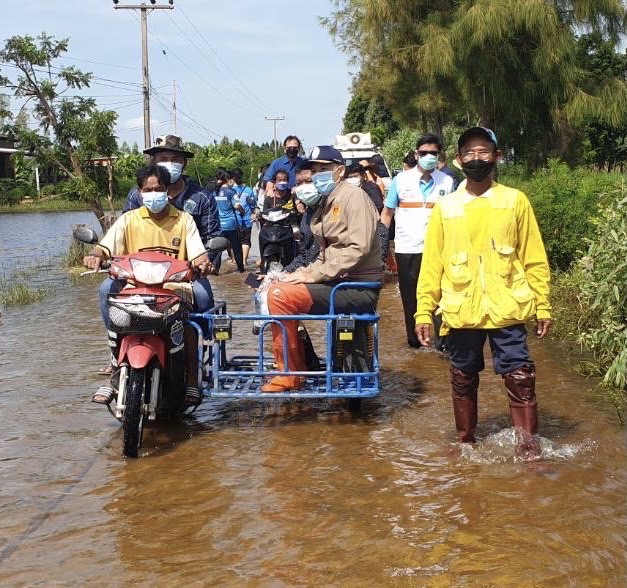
[188,282,381,400]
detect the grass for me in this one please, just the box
[64,238,92,268]
[0,197,125,214]
[0,279,49,306]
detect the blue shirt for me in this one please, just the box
[123,177,220,242]
[214,185,240,231]
[263,154,304,188]
[233,184,256,229]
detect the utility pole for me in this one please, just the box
[113,1,174,150]
[172,79,177,135]
[265,115,285,156]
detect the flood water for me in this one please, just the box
[0,211,625,586]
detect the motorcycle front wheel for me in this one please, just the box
[123,367,147,458]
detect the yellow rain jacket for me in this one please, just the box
[415,183,551,333]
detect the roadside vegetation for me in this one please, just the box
[0,278,48,306]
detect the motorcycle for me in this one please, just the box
[74,226,228,458]
[257,207,296,274]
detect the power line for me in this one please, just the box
[167,9,267,115]
[176,4,272,113]
[151,86,222,140]
[60,56,136,71]
[141,19,262,118]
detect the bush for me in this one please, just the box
[115,175,135,199]
[499,160,624,270]
[571,186,627,420]
[40,183,58,197]
[0,178,31,205]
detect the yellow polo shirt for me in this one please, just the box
[97,205,205,261]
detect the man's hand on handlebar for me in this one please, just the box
[83,249,104,271]
[191,253,213,277]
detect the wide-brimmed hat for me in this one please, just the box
[144,134,194,158]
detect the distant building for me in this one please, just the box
[0,135,18,179]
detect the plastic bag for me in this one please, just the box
[252,265,284,333]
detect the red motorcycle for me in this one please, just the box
[75,226,227,457]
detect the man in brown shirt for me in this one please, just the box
[261,145,382,392]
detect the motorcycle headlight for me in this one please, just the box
[130,259,171,285]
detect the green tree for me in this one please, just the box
[0,33,118,228]
[342,92,399,144]
[342,93,369,133]
[573,33,627,171]
[323,0,627,166]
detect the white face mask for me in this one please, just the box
[345,177,361,187]
[157,161,184,183]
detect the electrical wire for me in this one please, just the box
[60,56,136,71]
[167,10,266,115]
[151,86,222,140]
[176,4,272,113]
[137,16,262,118]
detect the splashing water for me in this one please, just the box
[459,428,598,464]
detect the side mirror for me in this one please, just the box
[73,224,99,244]
[205,236,230,253]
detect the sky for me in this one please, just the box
[0,0,356,153]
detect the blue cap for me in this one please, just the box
[308,145,344,164]
[458,127,498,150]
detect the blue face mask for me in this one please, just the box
[275,181,289,192]
[418,154,438,172]
[293,183,323,208]
[311,170,336,196]
[142,191,169,213]
[157,161,184,183]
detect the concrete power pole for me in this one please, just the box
[113,1,174,150]
[172,79,177,135]
[265,115,285,156]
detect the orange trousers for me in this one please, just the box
[263,282,313,391]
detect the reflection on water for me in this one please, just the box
[0,211,626,586]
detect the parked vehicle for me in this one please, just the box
[257,207,295,274]
[334,132,393,190]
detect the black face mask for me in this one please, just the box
[461,159,495,182]
[286,147,299,158]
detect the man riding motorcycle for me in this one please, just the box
[84,164,213,406]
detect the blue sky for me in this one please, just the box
[1,0,355,152]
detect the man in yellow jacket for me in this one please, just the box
[415,127,552,458]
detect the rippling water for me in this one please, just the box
[0,211,625,586]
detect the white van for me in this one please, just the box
[334,132,392,191]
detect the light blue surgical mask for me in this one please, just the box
[418,154,438,172]
[157,161,184,183]
[275,181,289,192]
[142,191,169,213]
[311,170,336,196]
[293,183,323,208]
